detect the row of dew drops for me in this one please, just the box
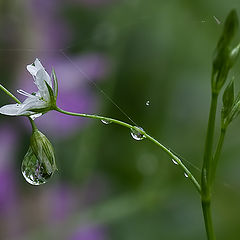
[101,119,189,178]
[23,103,189,186]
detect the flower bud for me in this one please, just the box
[21,130,57,185]
[212,10,239,93]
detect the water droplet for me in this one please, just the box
[172,159,178,165]
[130,127,146,141]
[21,147,53,185]
[184,172,189,178]
[146,100,150,106]
[101,119,112,125]
[213,15,221,25]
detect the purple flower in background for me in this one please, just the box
[0,125,18,212]
[70,225,108,240]
[0,125,21,239]
[29,0,71,50]
[16,0,112,137]
[70,0,114,7]
[41,184,78,222]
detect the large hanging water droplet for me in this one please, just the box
[101,119,112,125]
[21,147,53,185]
[130,127,146,141]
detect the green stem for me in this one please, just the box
[55,106,201,193]
[0,83,37,131]
[0,84,21,104]
[210,127,226,185]
[201,92,218,240]
[29,118,38,132]
[202,92,218,192]
[202,200,216,240]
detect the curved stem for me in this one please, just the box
[55,106,201,194]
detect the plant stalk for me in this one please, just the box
[210,127,226,185]
[201,92,218,240]
[55,107,201,193]
[202,200,216,240]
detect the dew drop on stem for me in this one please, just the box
[101,119,112,125]
[130,127,146,141]
[172,159,178,165]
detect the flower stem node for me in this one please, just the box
[0,58,58,118]
[21,129,57,185]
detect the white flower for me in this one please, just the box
[0,58,57,119]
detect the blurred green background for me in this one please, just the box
[1,0,240,239]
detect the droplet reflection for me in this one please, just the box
[184,172,189,178]
[130,127,146,141]
[21,147,53,185]
[172,159,178,165]
[101,119,112,125]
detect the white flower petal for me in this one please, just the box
[18,98,47,115]
[0,104,22,116]
[35,69,51,101]
[34,58,44,70]
[1,59,55,118]
[26,59,45,77]
[38,67,52,88]
[26,65,38,76]
[22,95,40,105]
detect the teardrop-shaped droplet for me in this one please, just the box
[184,172,189,178]
[146,100,150,106]
[21,147,53,185]
[130,127,146,141]
[101,119,112,125]
[172,159,178,165]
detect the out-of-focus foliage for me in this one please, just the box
[1,0,240,239]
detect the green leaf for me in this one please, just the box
[44,80,56,107]
[222,80,234,119]
[52,68,58,99]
